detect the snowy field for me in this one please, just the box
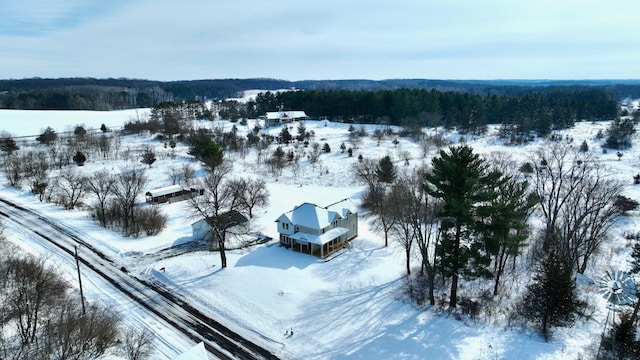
[0,103,637,359]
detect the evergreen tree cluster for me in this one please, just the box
[370,144,584,340]
[363,145,537,309]
[123,100,213,136]
[151,100,213,123]
[260,87,617,135]
[605,117,636,149]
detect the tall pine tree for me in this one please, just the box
[424,145,500,308]
[481,175,537,295]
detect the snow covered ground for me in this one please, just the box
[0,103,637,359]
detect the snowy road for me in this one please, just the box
[0,196,279,360]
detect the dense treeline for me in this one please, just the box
[0,78,291,110]
[262,87,618,135]
[0,85,172,110]
[0,77,636,112]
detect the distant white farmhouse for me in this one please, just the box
[263,110,307,127]
[191,210,250,243]
[275,199,358,258]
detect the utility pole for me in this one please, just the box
[75,245,86,315]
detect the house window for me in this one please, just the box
[282,223,290,230]
[295,226,299,232]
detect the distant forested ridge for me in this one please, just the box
[0,77,637,112]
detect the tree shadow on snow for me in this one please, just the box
[292,279,562,360]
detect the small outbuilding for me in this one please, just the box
[191,210,250,243]
[145,185,203,204]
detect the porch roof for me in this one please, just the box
[289,227,348,246]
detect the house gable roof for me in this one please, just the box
[275,213,292,224]
[276,200,359,231]
[297,203,340,229]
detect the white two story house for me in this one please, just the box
[275,199,358,258]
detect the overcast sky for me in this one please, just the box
[1,0,638,81]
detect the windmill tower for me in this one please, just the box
[597,270,636,358]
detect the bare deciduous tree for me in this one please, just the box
[0,254,122,359]
[355,158,395,247]
[111,168,148,235]
[98,134,112,159]
[353,158,379,191]
[43,299,120,359]
[167,165,182,185]
[532,143,624,273]
[51,141,74,169]
[113,133,123,159]
[533,143,590,251]
[189,161,246,268]
[0,255,69,345]
[486,151,519,178]
[308,142,321,164]
[2,152,23,187]
[387,172,419,275]
[57,168,88,209]
[121,326,155,360]
[384,166,444,305]
[86,169,117,227]
[239,178,269,219]
[556,165,624,273]
[415,180,442,306]
[361,185,395,247]
[182,163,195,185]
[22,150,50,200]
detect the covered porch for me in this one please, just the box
[287,228,349,258]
